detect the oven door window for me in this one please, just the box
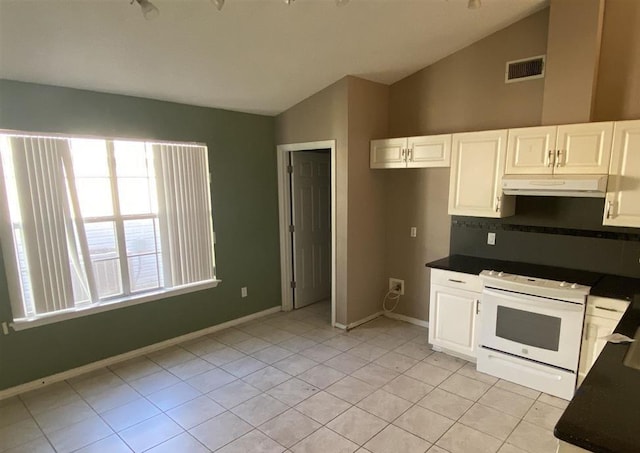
[495,306,561,351]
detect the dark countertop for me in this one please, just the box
[554,296,640,453]
[589,275,640,302]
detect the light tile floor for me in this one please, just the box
[0,301,568,453]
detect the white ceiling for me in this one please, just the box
[0,0,548,116]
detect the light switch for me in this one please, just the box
[487,232,496,246]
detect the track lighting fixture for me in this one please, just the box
[132,0,350,18]
[468,0,481,9]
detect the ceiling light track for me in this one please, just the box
[133,0,351,20]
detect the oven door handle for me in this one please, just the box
[482,288,584,312]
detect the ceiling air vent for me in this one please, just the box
[505,55,545,83]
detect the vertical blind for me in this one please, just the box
[0,133,216,321]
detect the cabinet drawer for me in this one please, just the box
[586,296,629,320]
[430,269,482,293]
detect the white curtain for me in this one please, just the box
[153,144,215,287]
[7,136,88,316]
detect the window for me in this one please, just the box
[0,132,218,327]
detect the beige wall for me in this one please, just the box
[386,9,549,321]
[541,0,605,125]
[389,9,549,136]
[275,78,350,324]
[594,0,640,121]
[346,77,389,324]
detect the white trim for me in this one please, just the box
[345,311,384,330]
[276,140,337,327]
[383,312,430,328]
[334,322,347,330]
[0,305,280,401]
[10,280,221,331]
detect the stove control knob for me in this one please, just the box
[560,281,567,287]
[488,270,494,276]
[497,272,504,277]
[571,283,578,289]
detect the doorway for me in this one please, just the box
[276,141,336,327]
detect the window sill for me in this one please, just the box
[10,280,221,331]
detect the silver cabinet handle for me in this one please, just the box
[408,148,413,162]
[547,149,554,167]
[555,149,564,167]
[594,306,622,313]
[401,149,405,159]
[495,196,501,212]
[605,200,614,219]
[448,279,465,284]
[476,300,481,315]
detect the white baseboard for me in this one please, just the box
[346,311,384,330]
[0,306,282,401]
[384,311,429,328]
[333,322,347,330]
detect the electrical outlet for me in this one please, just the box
[241,287,248,298]
[487,232,496,246]
[410,227,417,238]
[389,278,404,295]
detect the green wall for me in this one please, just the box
[0,79,281,390]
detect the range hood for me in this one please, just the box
[502,174,608,198]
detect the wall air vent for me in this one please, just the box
[505,55,545,83]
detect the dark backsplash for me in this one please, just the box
[450,197,640,279]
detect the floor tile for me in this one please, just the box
[536,393,569,410]
[366,333,408,350]
[522,401,564,431]
[110,357,163,383]
[506,421,559,453]
[189,411,252,451]
[0,399,31,430]
[326,376,377,405]
[243,366,291,391]
[257,328,296,345]
[478,388,535,419]
[146,381,201,411]
[383,375,434,403]
[351,363,399,388]
[393,405,454,443]
[208,379,262,409]
[325,353,369,374]
[322,335,362,352]
[259,408,321,448]
[166,395,225,429]
[221,355,267,377]
[273,354,318,376]
[118,413,183,452]
[129,370,181,396]
[455,363,498,385]
[146,432,209,453]
[101,398,161,432]
[417,388,474,420]
[364,424,431,453]
[348,343,388,362]
[180,336,226,356]
[295,391,350,424]
[201,346,246,366]
[393,342,433,361]
[436,423,502,453]
[211,328,253,346]
[33,399,95,434]
[218,429,285,453]
[375,351,419,373]
[267,378,320,406]
[290,426,358,453]
[68,371,124,400]
[21,381,82,415]
[167,357,215,380]
[301,328,341,343]
[252,345,294,364]
[148,346,197,369]
[438,374,491,401]
[405,362,452,386]
[298,364,346,389]
[278,336,318,353]
[3,436,54,453]
[234,337,271,355]
[74,434,132,453]
[83,383,140,414]
[424,352,467,372]
[231,394,289,426]
[186,368,237,393]
[327,406,388,445]
[495,380,541,400]
[0,418,44,452]
[497,444,527,453]
[357,389,412,422]
[300,344,342,362]
[47,416,113,453]
[459,403,520,440]
[426,446,449,453]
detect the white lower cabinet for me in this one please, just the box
[577,296,629,386]
[429,269,481,360]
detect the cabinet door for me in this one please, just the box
[449,130,514,218]
[603,120,640,227]
[406,134,451,168]
[577,315,618,386]
[555,122,613,174]
[505,126,556,175]
[370,138,407,169]
[429,284,479,359]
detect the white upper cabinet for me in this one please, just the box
[449,129,515,218]
[505,122,613,175]
[555,122,613,174]
[370,135,451,169]
[505,126,557,175]
[603,119,640,227]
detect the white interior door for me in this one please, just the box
[291,151,331,309]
